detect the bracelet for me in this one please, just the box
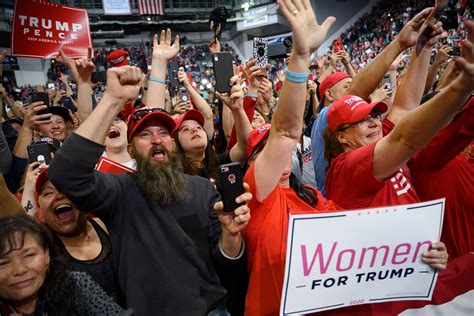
[148,76,167,85]
[285,69,310,84]
[245,93,257,98]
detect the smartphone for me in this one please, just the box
[167,61,180,91]
[219,162,245,212]
[253,38,268,68]
[415,0,448,55]
[179,87,189,103]
[333,38,343,53]
[32,91,50,106]
[212,53,234,93]
[27,143,52,166]
[47,83,55,90]
[62,96,76,113]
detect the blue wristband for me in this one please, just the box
[149,76,167,85]
[285,69,310,84]
[245,93,257,98]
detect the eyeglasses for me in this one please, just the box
[338,113,383,131]
[129,108,168,122]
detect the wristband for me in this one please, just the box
[148,76,167,85]
[285,69,310,84]
[245,93,257,98]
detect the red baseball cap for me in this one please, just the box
[246,123,271,157]
[173,109,204,133]
[107,50,128,67]
[318,72,351,100]
[35,168,49,205]
[127,108,176,142]
[327,95,388,132]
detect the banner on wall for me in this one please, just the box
[12,0,92,59]
[102,0,132,15]
[280,199,445,315]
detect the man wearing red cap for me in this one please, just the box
[47,66,252,315]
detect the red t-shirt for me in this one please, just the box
[242,163,339,316]
[325,141,419,209]
[384,103,473,258]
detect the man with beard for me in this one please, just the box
[47,66,252,315]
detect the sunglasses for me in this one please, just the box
[129,108,168,123]
[338,113,383,131]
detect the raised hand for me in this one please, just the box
[58,47,95,84]
[152,29,180,62]
[278,0,335,57]
[105,66,144,104]
[244,58,263,91]
[23,102,52,131]
[454,20,474,90]
[434,45,453,65]
[396,7,432,50]
[216,75,243,110]
[214,183,252,236]
[177,67,190,87]
[257,77,274,108]
[209,38,221,54]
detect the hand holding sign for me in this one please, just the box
[104,66,143,106]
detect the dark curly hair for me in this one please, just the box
[0,215,77,315]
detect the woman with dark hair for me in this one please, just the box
[16,165,121,304]
[173,78,254,183]
[173,109,221,183]
[0,215,124,315]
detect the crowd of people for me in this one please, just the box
[0,0,473,315]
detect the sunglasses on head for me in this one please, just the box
[129,108,168,123]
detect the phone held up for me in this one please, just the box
[27,143,52,167]
[219,162,245,212]
[253,37,268,68]
[212,52,234,93]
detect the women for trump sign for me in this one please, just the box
[12,0,92,59]
[280,199,444,315]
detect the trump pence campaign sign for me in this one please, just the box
[12,0,92,59]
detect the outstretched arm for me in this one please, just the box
[349,8,433,100]
[57,47,95,123]
[145,29,180,109]
[217,75,253,165]
[373,20,474,180]
[387,21,443,125]
[254,0,335,201]
[177,67,214,139]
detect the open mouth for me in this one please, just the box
[367,131,380,138]
[54,204,75,222]
[191,135,202,140]
[108,129,120,139]
[151,149,166,160]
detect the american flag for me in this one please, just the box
[137,0,164,15]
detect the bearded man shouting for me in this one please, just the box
[48,66,251,315]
